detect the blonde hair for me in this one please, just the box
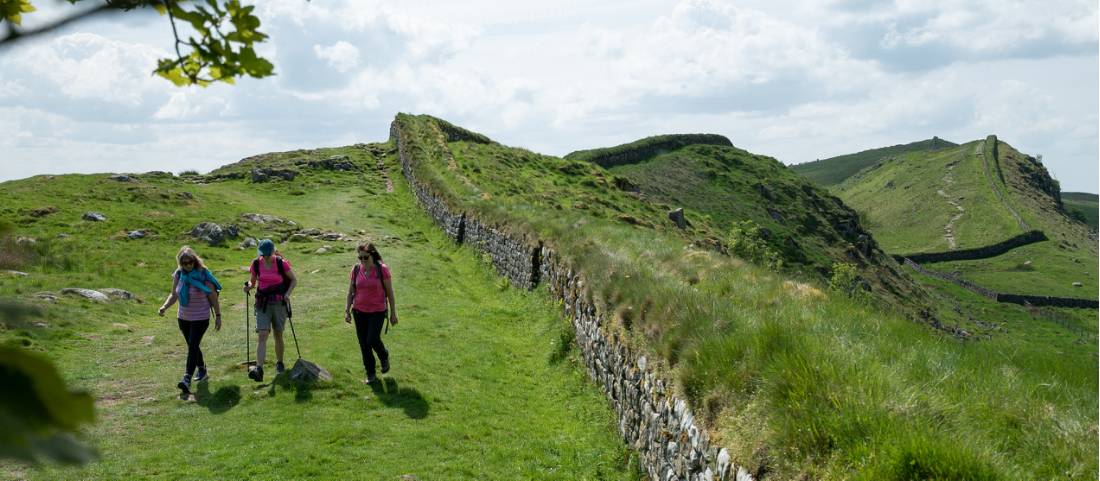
[176,245,206,271]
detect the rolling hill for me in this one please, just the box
[390,114,1097,480]
[1062,192,1098,230]
[0,144,638,480]
[0,116,1095,480]
[791,137,957,186]
[832,136,1097,298]
[563,134,931,313]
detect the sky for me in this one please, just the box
[1,0,1097,193]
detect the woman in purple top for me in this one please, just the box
[158,246,222,394]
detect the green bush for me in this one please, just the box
[727,220,783,270]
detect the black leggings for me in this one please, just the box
[352,310,388,376]
[177,319,209,377]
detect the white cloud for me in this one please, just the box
[313,41,361,73]
[0,0,1095,194]
[6,32,169,107]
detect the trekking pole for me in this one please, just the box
[244,282,251,366]
[286,299,302,359]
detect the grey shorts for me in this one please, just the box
[255,302,287,332]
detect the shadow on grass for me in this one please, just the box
[370,377,429,419]
[267,372,335,403]
[194,382,241,414]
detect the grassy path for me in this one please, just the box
[0,147,639,480]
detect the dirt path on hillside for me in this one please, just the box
[937,160,965,249]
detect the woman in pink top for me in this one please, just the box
[158,246,222,394]
[344,242,398,384]
[243,239,297,382]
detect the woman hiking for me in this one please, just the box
[344,242,398,384]
[243,239,297,382]
[158,246,222,395]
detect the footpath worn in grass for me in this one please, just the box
[0,145,639,480]
[393,114,1098,480]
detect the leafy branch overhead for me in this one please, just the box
[0,0,276,86]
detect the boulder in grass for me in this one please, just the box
[190,222,239,246]
[127,230,147,240]
[30,206,59,218]
[668,207,686,229]
[240,237,258,249]
[60,288,109,303]
[82,212,107,222]
[109,174,133,182]
[288,359,332,384]
[99,288,136,301]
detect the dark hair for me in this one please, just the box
[357,243,384,281]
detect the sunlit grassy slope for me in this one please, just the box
[791,137,957,186]
[833,138,1098,297]
[393,114,1098,480]
[0,145,640,480]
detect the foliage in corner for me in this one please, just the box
[0,0,275,87]
[0,291,96,465]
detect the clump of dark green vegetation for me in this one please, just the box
[394,113,1097,480]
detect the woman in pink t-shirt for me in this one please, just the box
[344,242,398,384]
[243,239,297,382]
[157,246,222,394]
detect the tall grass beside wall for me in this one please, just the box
[393,114,1099,480]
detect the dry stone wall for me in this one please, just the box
[892,230,1047,264]
[392,120,751,481]
[904,259,1098,308]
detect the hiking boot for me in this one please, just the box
[363,374,378,385]
[380,357,390,374]
[177,374,192,394]
[248,366,264,382]
[194,367,209,382]
[275,361,286,374]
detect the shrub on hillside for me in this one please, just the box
[727,220,783,270]
[828,262,869,302]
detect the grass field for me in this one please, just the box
[392,114,1099,480]
[0,145,640,480]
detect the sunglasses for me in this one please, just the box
[358,254,371,260]
[180,259,195,265]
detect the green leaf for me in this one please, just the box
[0,0,36,25]
[0,345,97,465]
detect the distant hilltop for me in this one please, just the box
[565,134,733,168]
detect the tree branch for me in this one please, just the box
[0,3,121,50]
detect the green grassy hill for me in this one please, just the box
[565,134,930,313]
[832,137,1097,298]
[791,137,957,186]
[391,114,1097,480]
[0,116,1096,480]
[0,146,639,480]
[1062,192,1098,230]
